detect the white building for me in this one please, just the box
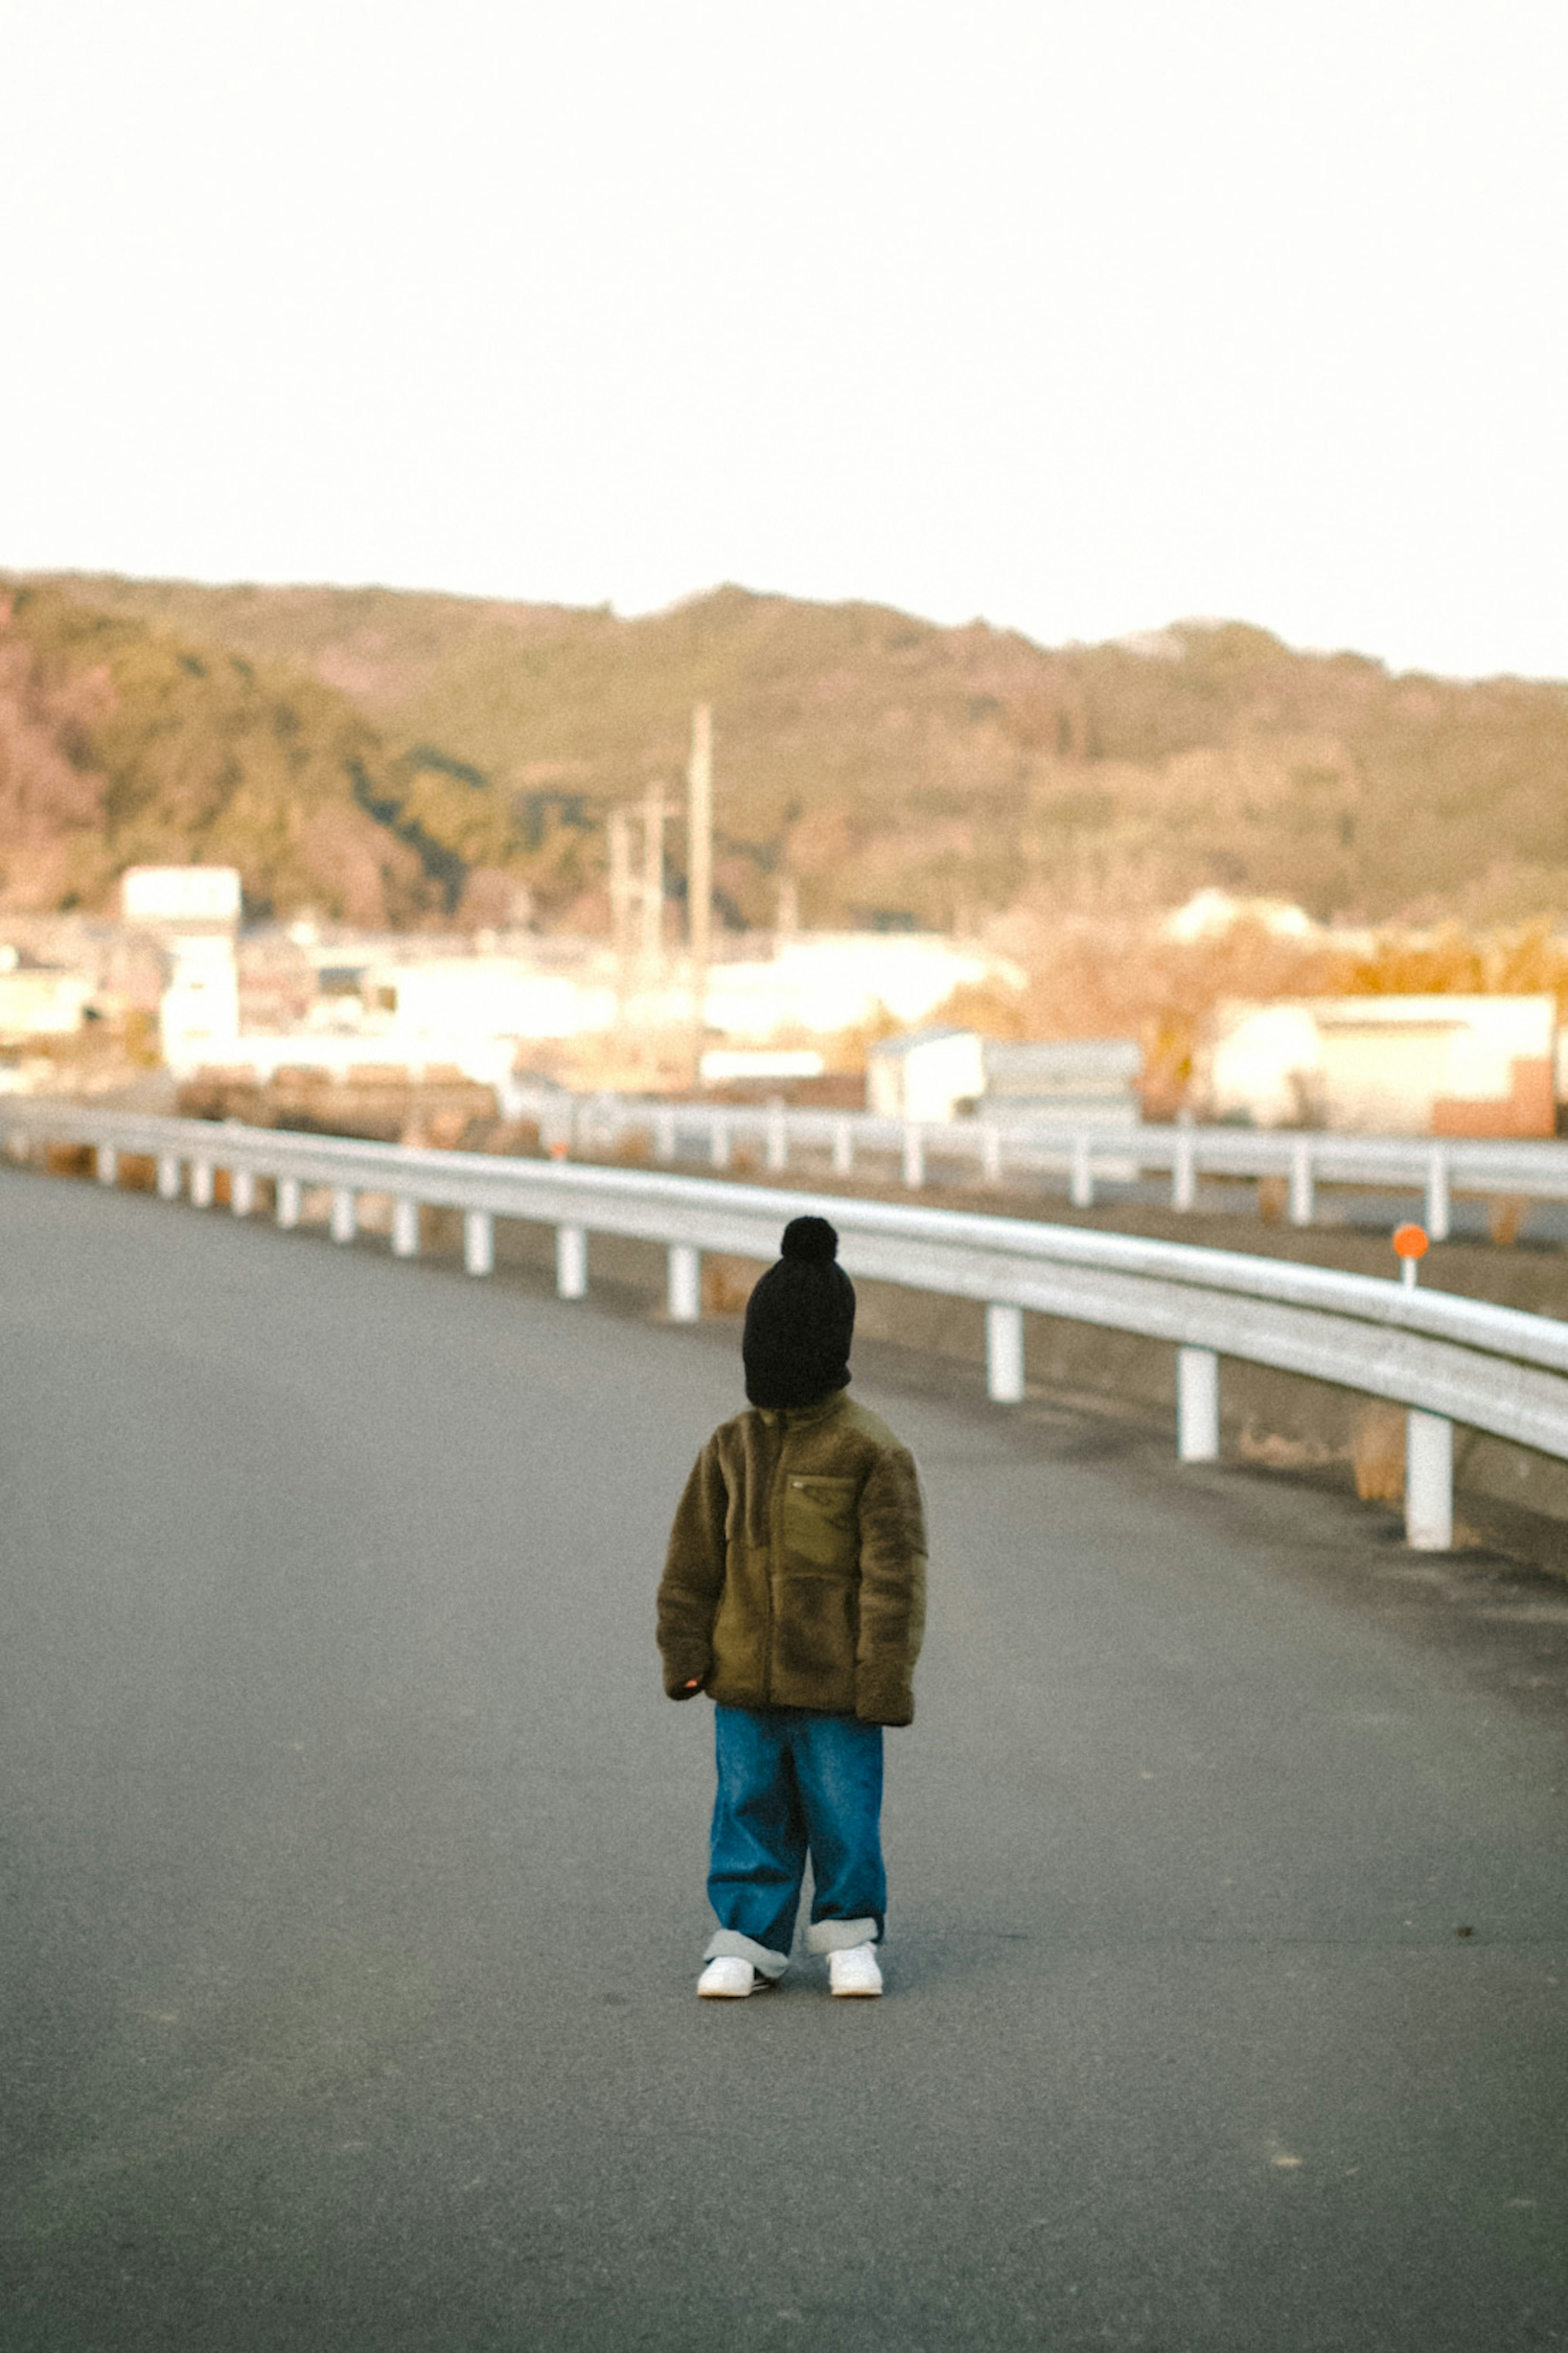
[867,1029,987,1121]
[155,922,1026,1086]
[363,955,619,1048]
[980,1038,1143,1128]
[122,866,243,926]
[120,866,244,1074]
[1159,888,1320,945]
[1202,995,1559,1135]
[0,947,96,1042]
[160,937,241,1069]
[701,933,1023,1042]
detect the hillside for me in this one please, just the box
[7,572,1568,935]
[0,586,455,923]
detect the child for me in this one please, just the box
[657,1215,928,1998]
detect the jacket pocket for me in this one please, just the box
[782,1474,860,1573]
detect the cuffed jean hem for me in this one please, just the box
[804,1915,881,1955]
[702,1928,791,1980]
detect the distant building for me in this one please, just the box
[699,1048,826,1084]
[362,956,619,1047]
[121,866,244,1073]
[867,1031,987,1122]
[980,1038,1143,1130]
[160,938,241,1069]
[0,947,96,1043]
[701,933,1023,1042]
[1201,995,1559,1135]
[163,924,1025,1089]
[121,866,243,926]
[1159,888,1319,945]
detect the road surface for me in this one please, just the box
[2,1169,1565,2351]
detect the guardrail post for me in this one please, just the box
[710,1117,731,1171]
[276,1175,301,1229]
[95,1144,118,1187]
[1177,1346,1220,1461]
[980,1124,1002,1186]
[1405,1411,1453,1549]
[902,1122,925,1188]
[330,1188,356,1244]
[655,1111,676,1163]
[1425,1149,1452,1243]
[392,1197,420,1258]
[191,1159,214,1209]
[833,1119,853,1177]
[668,1240,701,1322]
[557,1223,587,1298]
[766,1102,788,1173]
[157,1153,181,1200]
[1173,1128,1196,1212]
[985,1304,1025,1402]
[464,1209,493,1275]
[1070,1133,1094,1209]
[1289,1140,1314,1227]
[231,1168,255,1218]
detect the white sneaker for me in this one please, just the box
[828,1942,883,1997]
[697,1955,767,1998]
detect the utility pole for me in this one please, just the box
[640,777,666,977]
[608,808,633,977]
[687,703,713,1036]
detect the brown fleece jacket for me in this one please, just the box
[657,1391,928,1726]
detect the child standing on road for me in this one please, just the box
[657,1215,928,1999]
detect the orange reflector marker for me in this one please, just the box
[1393,1222,1428,1289]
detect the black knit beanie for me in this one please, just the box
[742,1215,855,1409]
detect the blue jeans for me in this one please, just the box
[704,1704,886,1977]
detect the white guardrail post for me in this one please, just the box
[985,1303,1026,1402]
[1173,1126,1196,1212]
[1425,1149,1452,1243]
[20,1100,1568,1559]
[557,1224,588,1298]
[1405,1410,1454,1550]
[1177,1346,1221,1461]
[1289,1140,1313,1227]
[668,1242,702,1322]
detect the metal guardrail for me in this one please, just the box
[8,1099,1568,1557]
[497,1079,1568,1236]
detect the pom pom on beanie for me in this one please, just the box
[781,1215,839,1265]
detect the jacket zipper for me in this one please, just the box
[762,1423,788,1706]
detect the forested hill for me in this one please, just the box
[5,571,1568,933]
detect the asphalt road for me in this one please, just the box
[2,1170,1565,2353]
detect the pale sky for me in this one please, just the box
[5,0,1565,679]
